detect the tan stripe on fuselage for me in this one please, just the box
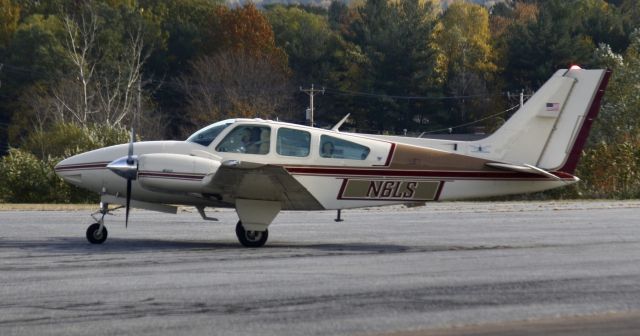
[388,144,493,171]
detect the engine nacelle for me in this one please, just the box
[137,153,220,193]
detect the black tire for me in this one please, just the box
[235,221,268,247]
[86,223,108,244]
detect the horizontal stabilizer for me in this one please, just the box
[486,162,564,181]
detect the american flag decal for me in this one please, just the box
[546,103,560,111]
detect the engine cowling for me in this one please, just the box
[137,153,220,193]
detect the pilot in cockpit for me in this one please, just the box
[240,128,253,152]
[321,141,335,158]
[241,127,270,154]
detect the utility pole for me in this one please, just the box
[136,77,141,131]
[300,84,324,127]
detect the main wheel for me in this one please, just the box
[235,221,268,247]
[86,223,108,244]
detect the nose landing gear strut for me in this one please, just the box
[86,202,122,244]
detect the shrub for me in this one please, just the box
[0,122,130,203]
[573,136,640,198]
[0,148,60,203]
[23,123,131,160]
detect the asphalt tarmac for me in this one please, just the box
[1,201,640,336]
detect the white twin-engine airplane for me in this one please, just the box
[55,68,610,247]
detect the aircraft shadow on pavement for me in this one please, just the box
[0,237,239,253]
[0,237,421,254]
[1,237,518,255]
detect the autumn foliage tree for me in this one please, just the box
[181,4,292,130]
[206,3,288,70]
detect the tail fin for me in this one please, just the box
[469,68,611,173]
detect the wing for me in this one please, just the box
[203,161,324,211]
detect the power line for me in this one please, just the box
[418,104,521,136]
[323,87,505,101]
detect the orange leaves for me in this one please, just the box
[205,3,288,72]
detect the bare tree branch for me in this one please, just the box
[180,51,293,131]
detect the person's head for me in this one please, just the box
[322,141,334,156]
[240,128,252,144]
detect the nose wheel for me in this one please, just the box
[86,201,118,244]
[235,221,268,247]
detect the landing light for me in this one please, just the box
[222,160,240,167]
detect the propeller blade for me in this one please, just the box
[125,127,135,228]
[127,128,135,164]
[125,178,132,228]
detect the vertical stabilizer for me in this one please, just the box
[539,69,611,173]
[464,68,610,173]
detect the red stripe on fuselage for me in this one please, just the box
[138,171,205,180]
[54,162,110,171]
[285,167,574,180]
[384,143,396,166]
[373,142,396,167]
[434,181,445,200]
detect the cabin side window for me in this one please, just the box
[276,128,310,157]
[216,126,271,154]
[320,135,370,160]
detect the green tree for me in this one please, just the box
[432,2,497,127]
[142,0,223,77]
[490,1,539,72]
[575,0,626,52]
[328,0,350,33]
[347,0,438,132]
[3,14,69,90]
[138,0,223,138]
[618,0,640,46]
[0,0,20,47]
[267,5,335,82]
[2,14,71,145]
[591,30,640,143]
[504,0,594,88]
[11,2,164,138]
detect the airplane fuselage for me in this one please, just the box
[55,119,576,211]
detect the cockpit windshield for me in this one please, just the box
[186,119,234,146]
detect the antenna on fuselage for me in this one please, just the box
[331,113,351,131]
